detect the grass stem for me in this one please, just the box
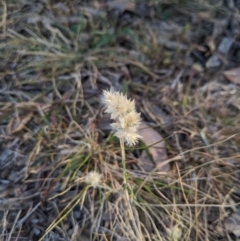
[120,138,127,184]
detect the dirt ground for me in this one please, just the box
[1,0,240,241]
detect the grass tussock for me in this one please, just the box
[0,0,240,241]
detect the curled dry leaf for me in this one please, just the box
[223,67,240,84]
[138,122,169,172]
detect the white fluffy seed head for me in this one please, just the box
[102,89,141,146]
[114,129,142,146]
[85,171,102,188]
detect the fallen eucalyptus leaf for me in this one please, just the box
[138,122,168,172]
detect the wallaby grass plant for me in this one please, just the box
[102,88,142,183]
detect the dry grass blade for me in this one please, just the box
[0,1,7,34]
[8,112,33,134]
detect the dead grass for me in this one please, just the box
[0,0,240,241]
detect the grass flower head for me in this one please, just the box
[102,89,141,146]
[85,171,102,188]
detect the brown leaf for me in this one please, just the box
[138,122,168,172]
[107,0,135,13]
[223,67,240,84]
[9,112,33,134]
